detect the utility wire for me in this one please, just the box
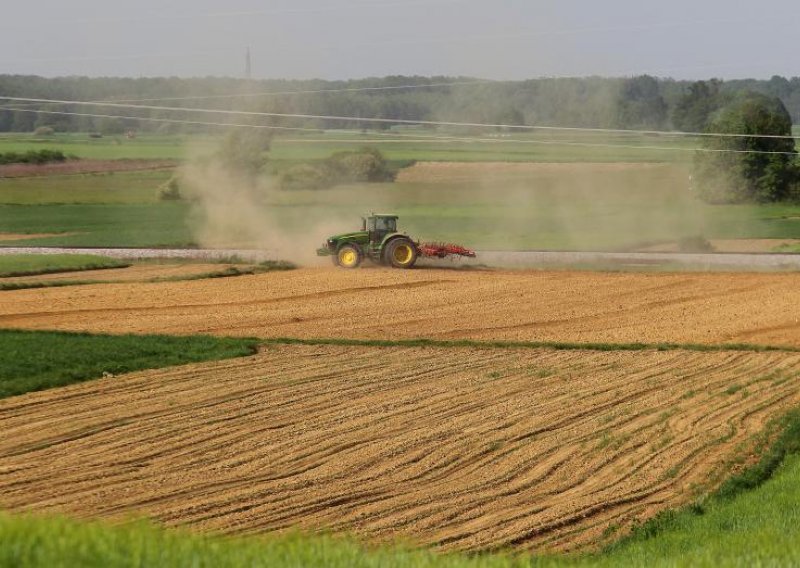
[1,95,798,141]
[92,80,496,104]
[2,106,798,157]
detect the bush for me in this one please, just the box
[32,126,55,136]
[0,149,67,165]
[279,147,394,190]
[279,163,332,190]
[328,147,395,183]
[157,176,183,201]
[677,236,714,253]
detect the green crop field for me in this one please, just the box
[0,133,197,161]
[3,169,800,250]
[268,131,698,165]
[0,170,171,204]
[0,130,700,164]
[0,330,258,399]
[0,131,798,251]
[0,203,195,247]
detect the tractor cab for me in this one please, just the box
[363,214,398,244]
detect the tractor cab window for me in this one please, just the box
[374,217,396,232]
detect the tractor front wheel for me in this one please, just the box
[337,244,362,269]
[385,238,418,269]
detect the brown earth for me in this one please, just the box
[0,263,237,285]
[2,267,800,346]
[0,159,177,178]
[1,344,798,552]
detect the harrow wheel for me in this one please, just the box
[385,238,418,269]
[337,244,362,269]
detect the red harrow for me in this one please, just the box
[416,242,477,259]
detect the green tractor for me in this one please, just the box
[317,214,418,269]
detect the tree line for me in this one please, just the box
[1,74,799,134]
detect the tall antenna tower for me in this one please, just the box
[245,46,252,79]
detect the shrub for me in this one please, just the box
[157,176,183,201]
[279,163,332,190]
[32,126,55,136]
[279,147,394,190]
[328,147,395,183]
[0,149,67,165]
[677,236,714,253]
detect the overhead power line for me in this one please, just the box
[1,95,798,141]
[2,106,798,157]
[92,80,496,104]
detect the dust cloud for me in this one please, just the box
[178,135,387,266]
[178,133,756,263]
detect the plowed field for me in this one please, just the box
[2,268,800,346]
[2,345,799,552]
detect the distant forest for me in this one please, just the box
[0,74,798,134]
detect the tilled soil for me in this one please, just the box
[1,345,798,552]
[2,267,800,346]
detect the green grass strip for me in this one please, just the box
[0,280,100,291]
[0,329,259,399]
[0,254,130,278]
[263,336,800,354]
[0,261,297,291]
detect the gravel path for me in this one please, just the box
[1,246,800,270]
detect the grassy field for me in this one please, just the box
[0,170,171,204]
[0,134,193,161]
[0,203,195,247]
[3,182,800,250]
[1,418,799,567]
[0,130,699,164]
[0,132,799,251]
[0,329,258,399]
[0,254,128,277]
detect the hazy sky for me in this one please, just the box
[1,0,797,80]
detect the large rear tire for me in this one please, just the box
[385,238,418,269]
[337,244,362,269]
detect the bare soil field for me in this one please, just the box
[2,267,800,346]
[0,159,176,178]
[1,344,798,552]
[0,263,236,285]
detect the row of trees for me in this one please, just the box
[2,74,798,203]
[2,74,800,134]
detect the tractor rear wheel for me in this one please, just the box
[337,244,362,269]
[385,238,418,269]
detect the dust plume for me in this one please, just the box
[178,133,391,266]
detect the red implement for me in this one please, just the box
[417,242,477,259]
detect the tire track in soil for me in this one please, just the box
[3,268,800,347]
[2,345,800,552]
